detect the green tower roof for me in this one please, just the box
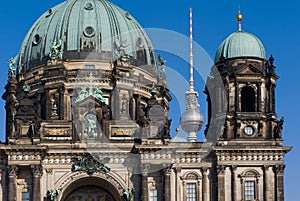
[214,31,266,63]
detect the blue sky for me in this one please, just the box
[0,0,299,199]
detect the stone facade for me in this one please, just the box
[0,0,291,201]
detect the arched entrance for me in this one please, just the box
[65,185,115,201]
[60,177,121,201]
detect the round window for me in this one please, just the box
[125,12,131,20]
[85,3,93,10]
[84,26,95,37]
[33,34,42,45]
[244,126,254,136]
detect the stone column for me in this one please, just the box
[164,168,171,201]
[8,166,18,201]
[202,167,210,201]
[275,165,285,201]
[231,166,237,201]
[141,164,149,201]
[31,165,43,201]
[217,166,226,201]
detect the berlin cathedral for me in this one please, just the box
[0,0,291,201]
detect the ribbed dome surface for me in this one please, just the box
[17,0,156,73]
[214,31,266,63]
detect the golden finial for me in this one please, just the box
[176,128,180,133]
[236,6,243,31]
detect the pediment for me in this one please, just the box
[235,64,263,75]
[74,95,105,107]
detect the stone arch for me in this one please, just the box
[55,171,127,201]
[182,171,202,180]
[239,169,261,178]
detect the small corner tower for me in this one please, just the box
[206,10,291,201]
[180,8,204,142]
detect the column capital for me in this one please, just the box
[217,165,226,175]
[8,165,18,177]
[231,165,237,172]
[263,165,271,171]
[275,165,285,175]
[201,167,210,176]
[45,168,53,175]
[140,164,150,176]
[164,168,173,175]
[31,165,43,177]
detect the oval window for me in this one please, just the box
[33,34,42,45]
[85,3,93,10]
[84,26,95,37]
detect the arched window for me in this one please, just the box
[182,172,201,201]
[241,86,256,112]
[239,170,261,201]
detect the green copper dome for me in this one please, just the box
[17,0,156,73]
[214,31,266,63]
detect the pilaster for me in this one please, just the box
[217,165,226,201]
[202,167,210,201]
[275,165,285,201]
[231,165,237,201]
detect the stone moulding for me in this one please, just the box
[55,170,127,200]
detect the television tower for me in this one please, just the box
[180,8,204,142]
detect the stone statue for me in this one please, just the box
[85,115,97,138]
[120,96,127,117]
[274,117,284,138]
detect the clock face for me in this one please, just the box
[244,126,254,136]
